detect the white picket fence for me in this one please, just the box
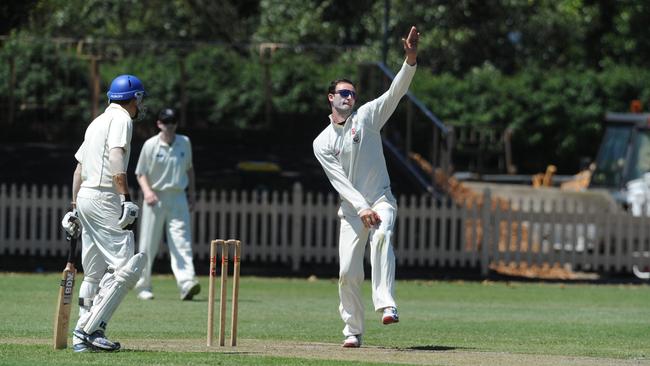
[1,183,649,276]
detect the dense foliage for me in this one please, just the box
[411,64,650,172]
[3,0,650,172]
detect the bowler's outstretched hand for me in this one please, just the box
[403,26,419,66]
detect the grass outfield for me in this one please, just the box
[1,273,649,365]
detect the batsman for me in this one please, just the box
[61,74,148,352]
[313,26,419,348]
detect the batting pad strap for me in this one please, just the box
[83,276,101,284]
[78,297,94,307]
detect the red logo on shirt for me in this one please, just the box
[352,128,360,144]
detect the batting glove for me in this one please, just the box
[61,209,81,239]
[118,201,139,230]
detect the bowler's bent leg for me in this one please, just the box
[369,201,397,312]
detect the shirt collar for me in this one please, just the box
[106,103,132,119]
[157,133,175,147]
[329,114,347,128]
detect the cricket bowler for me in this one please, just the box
[313,26,419,348]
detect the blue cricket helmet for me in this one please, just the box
[106,74,146,101]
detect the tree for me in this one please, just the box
[23,0,260,43]
[0,1,38,35]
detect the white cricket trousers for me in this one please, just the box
[135,190,196,291]
[338,199,397,337]
[75,187,135,330]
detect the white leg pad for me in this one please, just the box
[82,253,147,334]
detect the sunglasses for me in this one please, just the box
[334,89,356,99]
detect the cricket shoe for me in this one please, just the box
[73,329,121,351]
[382,307,399,325]
[137,289,154,300]
[180,280,201,301]
[342,334,362,348]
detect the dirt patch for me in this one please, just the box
[490,261,601,280]
[4,338,649,366]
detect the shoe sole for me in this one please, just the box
[89,341,121,351]
[181,283,201,300]
[73,343,120,353]
[382,316,399,325]
[73,344,99,353]
[342,335,362,348]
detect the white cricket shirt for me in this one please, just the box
[313,61,416,215]
[75,103,133,188]
[135,134,193,192]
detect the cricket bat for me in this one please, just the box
[53,236,78,349]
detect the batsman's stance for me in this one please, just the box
[313,26,419,348]
[61,74,147,352]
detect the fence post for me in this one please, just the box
[481,189,492,276]
[291,183,303,271]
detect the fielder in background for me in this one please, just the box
[61,74,147,352]
[134,108,200,301]
[313,26,419,348]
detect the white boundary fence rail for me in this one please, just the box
[1,183,649,276]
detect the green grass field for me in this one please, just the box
[1,272,649,365]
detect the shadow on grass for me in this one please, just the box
[401,345,473,352]
[120,348,255,355]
